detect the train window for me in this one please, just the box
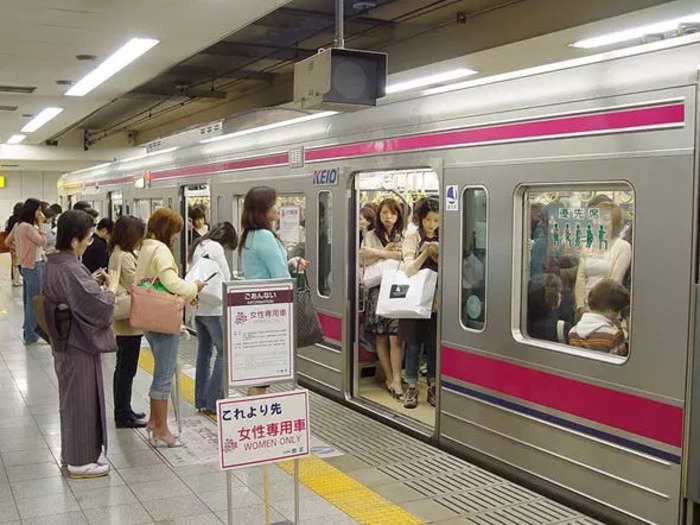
[521,186,634,361]
[318,191,333,297]
[461,188,487,331]
[133,199,151,222]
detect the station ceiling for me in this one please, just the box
[0,0,683,162]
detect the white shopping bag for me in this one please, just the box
[361,258,400,289]
[375,268,437,319]
[185,257,223,308]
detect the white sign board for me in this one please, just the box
[279,205,301,245]
[225,280,295,386]
[445,185,459,211]
[217,390,310,470]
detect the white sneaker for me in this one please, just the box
[67,462,109,479]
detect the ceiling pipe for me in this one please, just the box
[335,0,345,48]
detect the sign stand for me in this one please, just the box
[219,278,307,525]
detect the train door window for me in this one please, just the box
[183,184,211,270]
[354,169,440,428]
[276,193,306,260]
[151,199,164,214]
[110,192,123,221]
[318,191,332,297]
[133,199,151,222]
[232,195,244,277]
[461,188,487,331]
[519,185,634,362]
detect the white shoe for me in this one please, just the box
[97,451,108,466]
[67,462,109,479]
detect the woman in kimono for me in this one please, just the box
[44,210,118,479]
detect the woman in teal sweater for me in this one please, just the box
[239,186,307,393]
[239,186,307,279]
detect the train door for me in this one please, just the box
[350,169,440,431]
[108,191,123,221]
[181,183,211,272]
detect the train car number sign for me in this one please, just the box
[217,390,310,469]
[225,280,295,386]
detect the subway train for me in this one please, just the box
[59,34,700,524]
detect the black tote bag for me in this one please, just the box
[295,271,324,348]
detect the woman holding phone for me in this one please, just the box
[188,222,238,414]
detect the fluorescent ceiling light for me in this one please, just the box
[121,146,177,163]
[5,134,26,145]
[201,111,337,144]
[571,12,700,49]
[385,68,478,94]
[66,37,159,96]
[423,32,700,96]
[21,107,63,133]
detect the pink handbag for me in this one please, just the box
[129,246,185,335]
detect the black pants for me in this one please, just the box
[113,335,142,421]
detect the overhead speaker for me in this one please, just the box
[294,48,387,112]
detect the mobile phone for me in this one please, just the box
[204,272,217,282]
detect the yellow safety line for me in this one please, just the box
[137,348,425,525]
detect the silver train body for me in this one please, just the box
[61,36,700,524]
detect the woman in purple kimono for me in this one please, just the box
[43,210,118,479]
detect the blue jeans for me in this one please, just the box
[405,340,436,384]
[144,331,179,400]
[21,262,44,343]
[195,316,224,412]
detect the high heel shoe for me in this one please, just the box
[148,430,183,448]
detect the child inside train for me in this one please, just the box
[568,278,629,356]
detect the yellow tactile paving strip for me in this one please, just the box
[138,348,425,525]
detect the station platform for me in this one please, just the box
[0,262,600,524]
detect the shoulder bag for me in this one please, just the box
[295,271,324,348]
[129,245,185,334]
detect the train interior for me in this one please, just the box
[352,169,440,428]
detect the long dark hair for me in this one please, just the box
[238,186,278,255]
[414,197,440,240]
[18,198,42,225]
[374,198,404,245]
[110,215,146,253]
[189,221,238,262]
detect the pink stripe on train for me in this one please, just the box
[150,152,289,180]
[318,313,342,341]
[305,103,684,162]
[441,347,683,448]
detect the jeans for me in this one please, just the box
[144,331,179,400]
[113,335,142,421]
[405,339,436,384]
[21,262,44,343]
[195,316,224,412]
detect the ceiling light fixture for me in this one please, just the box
[6,134,26,145]
[66,37,160,97]
[571,12,700,49]
[423,32,700,96]
[20,107,64,133]
[121,146,178,163]
[385,68,478,94]
[201,111,338,144]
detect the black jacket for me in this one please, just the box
[82,234,109,273]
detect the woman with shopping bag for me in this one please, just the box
[400,197,440,409]
[107,215,147,428]
[187,222,237,414]
[134,208,206,447]
[360,198,405,399]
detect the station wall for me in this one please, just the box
[0,172,61,228]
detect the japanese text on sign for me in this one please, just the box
[217,390,310,469]
[226,281,295,386]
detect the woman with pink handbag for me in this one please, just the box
[134,208,205,448]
